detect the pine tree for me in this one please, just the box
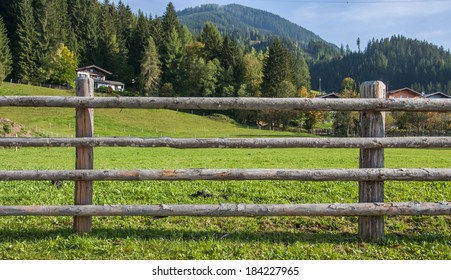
[161,26,185,94]
[160,2,184,90]
[220,36,244,93]
[98,1,131,82]
[260,38,296,130]
[199,22,223,60]
[67,0,101,65]
[150,17,164,52]
[0,16,13,81]
[179,25,193,46]
[162,2,179,38]
[138,36,161,96]
[291,49,311,91]
[129,11,151,82]
[262,38,292,97]
[0,1,16,35]
[116,1,135,47]
[16,0,39,84]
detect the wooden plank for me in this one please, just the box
[359,81,386,242]
[1,168,450,181]
[1,136,451,148]
[74,77,94,234]
[0,96,450,112]
[0,202,449,216]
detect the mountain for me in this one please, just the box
[177,4,337,52]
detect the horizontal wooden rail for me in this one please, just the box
[0,202,449,216]
[1,96,451,111]
[1,168,450,181]
[1,136,451,148]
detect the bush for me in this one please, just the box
[95,86,113,94]
[2,123,11,135]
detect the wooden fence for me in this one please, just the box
[1,78,451,242]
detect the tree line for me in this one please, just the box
[0,1,310,97]
[310,35,451,94]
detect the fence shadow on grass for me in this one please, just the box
[0,227,450,246]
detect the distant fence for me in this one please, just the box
[0,78,451,242]
[8,79,72,90]
[312,127,451,137]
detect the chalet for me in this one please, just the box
[76,65,125,92]
[387,88,422,99]
[423,92,451,99]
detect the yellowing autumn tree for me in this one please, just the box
[297,86,324,130]
[48,43,78,87]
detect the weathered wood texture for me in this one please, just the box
[1,168,450,181]
[74,77,94,234]
[359,81,385,242]
[1,136,450,148]
[0,202,449,217]
[1,96,450,111]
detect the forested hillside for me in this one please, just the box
[178,4,336,52]
[311,36,451,93]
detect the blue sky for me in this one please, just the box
[120,0,451,51]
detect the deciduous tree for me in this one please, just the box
[47,43,78,87]
[333,77,360,136]
[241,49,263,97]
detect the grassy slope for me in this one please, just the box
[0,82,306,138]
[0,82,450,260]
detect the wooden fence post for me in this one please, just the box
[359,81,386,242]
[74,77,94,234]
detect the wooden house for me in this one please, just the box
[76,65,125,92]
[387,88,422,98]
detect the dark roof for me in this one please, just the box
[317,92,341,98]
[424,92,451,98]
[96,80,124,86]
[387,87,422,97]
[76,65,112,75]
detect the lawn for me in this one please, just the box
[0,82,450,259]
[0,147,450,259]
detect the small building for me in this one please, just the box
[317,92,341,98]
[387,88,422,99]
[423,92,451,99]
[76,65,125,92]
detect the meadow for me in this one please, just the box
[0,82,450,259]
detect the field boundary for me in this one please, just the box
[1,78,450,242]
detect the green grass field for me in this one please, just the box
[0,82,450,259]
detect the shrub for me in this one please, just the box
[95,86,113,94]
